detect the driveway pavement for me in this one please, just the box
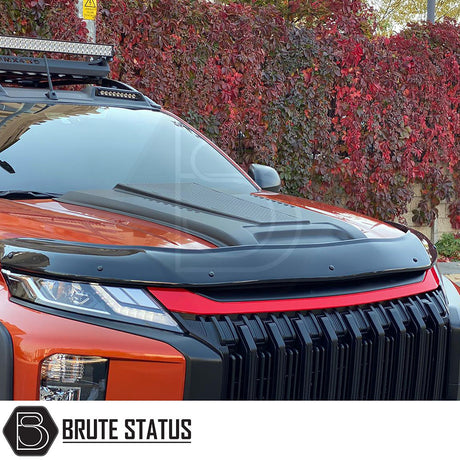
[437,262,460,285]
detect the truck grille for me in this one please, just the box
[178,288,449,399]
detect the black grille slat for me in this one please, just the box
[319,316,339,399]
[228,353,243,399]
[367,310,385,399]
[266,321,287,399]
[292,318,313,399]
[255,350,271,399]
[387,307,406,399]
[380,336,393,399]
[361,339,373,399]
[424,329,434,398]
[285,348,298,399]
[408,302,428,400]
[236,325,258,399]
[403,332,415,398]
[181,287,449,400]
[425,294,448,398]
[312,346,326,399]
[343,313,362,399]
[336,343,349,399]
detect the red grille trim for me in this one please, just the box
[148,268,440,315]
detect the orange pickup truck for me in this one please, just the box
[0,36,459,401]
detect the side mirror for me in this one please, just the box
[248,164,281,193]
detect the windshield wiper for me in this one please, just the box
[0,160,15,174]
[0,190,60,199]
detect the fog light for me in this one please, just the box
[40,354,108,401]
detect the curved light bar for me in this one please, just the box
[0,35,113,58]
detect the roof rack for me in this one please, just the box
[0,35,113,88]
[0,35,159,107]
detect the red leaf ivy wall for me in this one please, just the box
[0,0,458,227]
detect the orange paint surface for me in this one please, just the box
[0,198,214,249]
[0,279,185,400]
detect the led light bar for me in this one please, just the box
[96,88,143,100]
[0,35,113,58]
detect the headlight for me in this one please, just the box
[2,270,181,332]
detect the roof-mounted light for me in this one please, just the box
[0,35,113,58]
[95,88,144,101]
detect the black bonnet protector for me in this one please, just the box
[0,184,432,287]
[58,183,367,247]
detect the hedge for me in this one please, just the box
[0,0,458,226]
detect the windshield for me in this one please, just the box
[0,103,256,195]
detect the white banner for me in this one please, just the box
[0,401,455,459]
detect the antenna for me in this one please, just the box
[43,56,58,100]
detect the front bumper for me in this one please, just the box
[2,272,460,400]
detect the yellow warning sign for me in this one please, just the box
[83,0,97,21]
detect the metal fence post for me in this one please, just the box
[77,0,97,42]
[427,0,436,23]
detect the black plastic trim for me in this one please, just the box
[442,276,460,399]
[0,55,110,86]
[177,287,450,400]
[0,232,432,288]
[0,322,13,400]
[387,221,438,262]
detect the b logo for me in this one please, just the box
[3,406,58,456]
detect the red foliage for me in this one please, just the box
[95,0,285,160]
[0,0,87,39]
[0,0,458,227]
[330,19,460,222]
